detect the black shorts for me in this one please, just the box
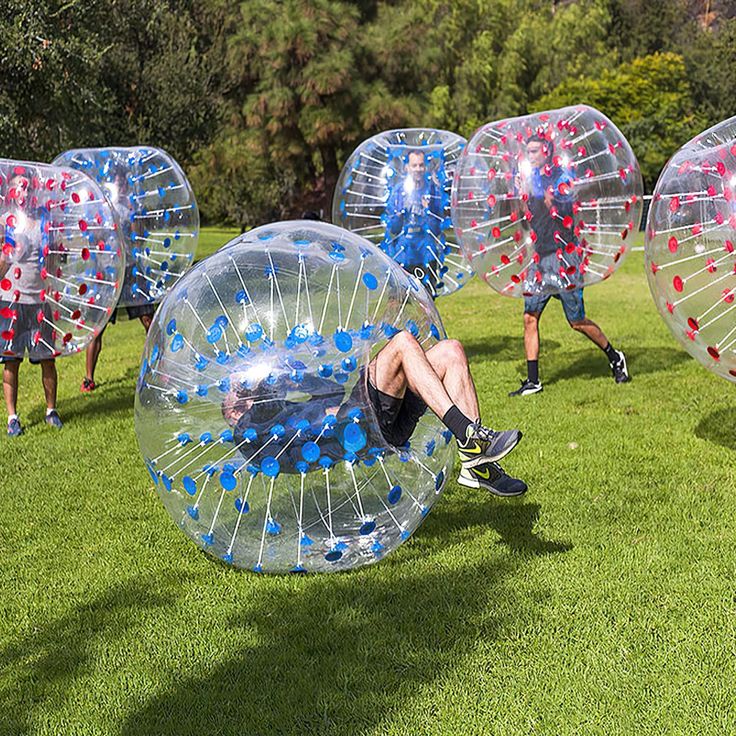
[125,303,157,320]
[0,301,56,364]
[367,379,427,447]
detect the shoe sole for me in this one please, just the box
[509,385,543,397]
[457,471,527,497]
[459,430,523,469]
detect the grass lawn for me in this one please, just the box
[1,228,735,735]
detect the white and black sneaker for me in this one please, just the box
[508,378,543,397]
[457,460,527,497]
[609,349,631,383]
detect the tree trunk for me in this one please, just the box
[320,144,340,218]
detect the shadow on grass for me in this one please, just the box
[0,575,182,736]
[116,498,569,735]
[57,371,138,425]
[463,334,561,362]
[694,407,736,451]
[545,345,690,386]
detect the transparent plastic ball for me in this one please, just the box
[0,159,123,360]
[135,221,454,573]
[332,128,471,299]
[53,146,198,307]
[452,105,643,297]
[645,116,736,382]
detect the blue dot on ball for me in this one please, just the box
[183,476,197,495]
[261,456,280,477]
[334,330,352,352]
[302,442,320,463]
[363,272,378,290]
[234,497,250,514]
[266,518,282,535]
[342,423,366,453]
[359,520,376,535]
[219,472,237,491]
[387,485,402,504]
[170,334,184,352]
[325,548,343,562]
[187,505,199,520]
[435,470,445,491]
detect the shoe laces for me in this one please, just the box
[470,422,497,443]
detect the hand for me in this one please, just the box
[544,186,554,210]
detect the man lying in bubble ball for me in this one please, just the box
[221,330,527,497]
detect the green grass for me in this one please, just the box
[1,229,735,735]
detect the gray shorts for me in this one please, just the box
[0,301,56,363]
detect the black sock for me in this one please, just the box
[602,342,618,362]
[527,360,539,384]
[442,405,473,443]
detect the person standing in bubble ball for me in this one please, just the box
[222,331,529,497]
[0,173,62,436]
[383,151,445,298]
[508,133,631,396]
[82,167,156,392]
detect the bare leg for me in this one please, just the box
[569,318,608,349]
[3,361,20,417]
[524,312,540,360]
[424,339,479,419]
[40,360,57,410]
[369,332,479,420]
[86,331,103,382]
[140,314,153,333]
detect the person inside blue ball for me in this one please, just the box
[383,150,445,297]
[222,331,528,497]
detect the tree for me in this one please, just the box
[225,0,365,214]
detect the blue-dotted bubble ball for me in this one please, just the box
[645,115,736,382]
[332,128,471,299]
[53,146,198,308]
[452,105,643,298]
[135,220,455,573]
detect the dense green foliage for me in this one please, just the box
[1,230,736,734]
[1,0,735,221]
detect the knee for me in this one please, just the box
[440,338,467,364]
[523,313,539,329]
[569,320,587,332]
[392,329,420,352]
[430,338,467,371]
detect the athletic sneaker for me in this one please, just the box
[45,410,63,429]
[457,422,522,468]
[457,460,527,497]
[7,417,22,437]
[508,378,543,397]
[80,377,96,392]
[609,349,631,383]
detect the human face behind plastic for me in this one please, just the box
[525,140,548,170]
[407,152,426,185]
